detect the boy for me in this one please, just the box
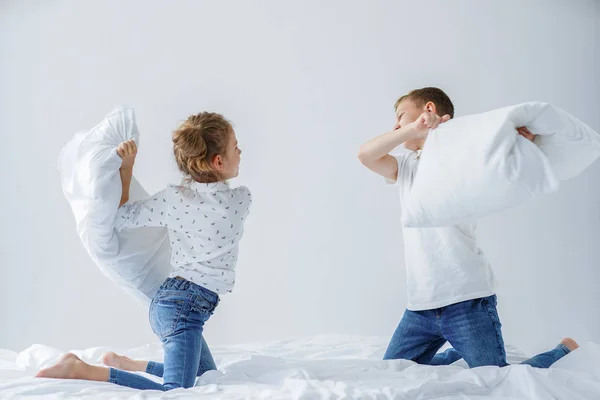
[358,87,577,367]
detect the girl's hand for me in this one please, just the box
[517,127,536,142]
[117,140,137,170]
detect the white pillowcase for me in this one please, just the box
[402,102,600,228]
[59,106,170,304]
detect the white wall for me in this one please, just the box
[1,0,599,356]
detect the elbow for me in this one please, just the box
[119,197,129,208]
[357,146,370,166]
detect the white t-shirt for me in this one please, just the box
[387,151,496,311]
[115,181,251,295]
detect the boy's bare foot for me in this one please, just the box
[36,353,85,379]
[101,351,148,372]
[560,337,579,352]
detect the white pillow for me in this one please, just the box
[59,106,171,305]
[402,102,600,228]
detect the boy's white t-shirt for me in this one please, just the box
[387,150,496,311]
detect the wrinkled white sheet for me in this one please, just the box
[1,335,599,399]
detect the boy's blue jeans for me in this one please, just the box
[383,295,570,368]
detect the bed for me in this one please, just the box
[1,335,599,399]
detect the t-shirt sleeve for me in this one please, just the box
[235,186,252,218]
[243,187,252,216]
[384,152,417,185]
[115,188,169,231]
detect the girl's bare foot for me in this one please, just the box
[36,353,85,379]
[101,351,148,372]
[560,337,579,352]
[36,353,109,382]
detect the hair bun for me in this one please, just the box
[173,126,207,158]
[172,112,232,183]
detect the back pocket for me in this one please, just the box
[150,297,185,338]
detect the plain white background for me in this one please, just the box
[1,0,599,356]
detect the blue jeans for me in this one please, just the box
[109,277,219,390]
[383,295,571,368]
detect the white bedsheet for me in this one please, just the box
[1,335,599,399]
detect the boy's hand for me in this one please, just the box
[517,127,536,142]
[117,140,137,170]
[406,111,451,139]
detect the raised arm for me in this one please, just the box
[116,140,137,207]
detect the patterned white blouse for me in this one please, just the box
[115,181,251,294]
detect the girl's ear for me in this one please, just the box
[212,154,225,171]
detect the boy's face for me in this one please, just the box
[395,98,426,151]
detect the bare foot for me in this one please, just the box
[560,337,579,352]
[101,352,148,372]
[36,353,85,379]
[36,353,109,382]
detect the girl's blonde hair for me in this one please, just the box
[172,112,232,183]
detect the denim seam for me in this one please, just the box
[108,367,118,384]
[181,317,193,388]
[482,299,504,360]
[146,361,156,375]
[413,338,440,362]
[557,343,570,355]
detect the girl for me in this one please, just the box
[37,112,251,390]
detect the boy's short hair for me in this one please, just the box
[394,87,455,118]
